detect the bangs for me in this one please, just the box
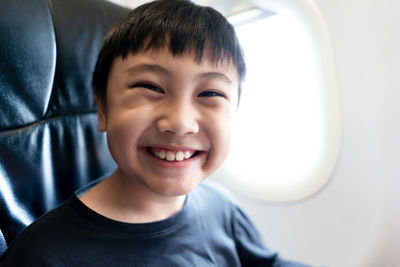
[93,0,245,104]
[106,0,245,75]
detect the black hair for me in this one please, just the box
[93,0,246,104]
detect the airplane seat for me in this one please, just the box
[0,0,129,256]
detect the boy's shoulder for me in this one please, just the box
[0,199,74,265]
[11,200,71,239]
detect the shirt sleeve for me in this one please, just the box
[232,205,313,267]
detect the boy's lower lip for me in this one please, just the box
[142,147,203,168]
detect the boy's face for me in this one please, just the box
[97,48,239,198]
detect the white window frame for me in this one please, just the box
[211,0,341,203]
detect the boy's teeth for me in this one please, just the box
[158,150,166,159]
[166,151,175,161]
[153,149,194,161]
[175,151,184,161]
[184,151,191,159]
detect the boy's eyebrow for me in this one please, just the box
[126,63,232,84]
[198,72,233,84]
[126,64,170,76]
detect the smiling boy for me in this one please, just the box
[0,0,311,266]
[80,49,239,224]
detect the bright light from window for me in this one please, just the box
[214,8,341,202]
[234,13,324,187]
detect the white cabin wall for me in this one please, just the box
[234,0,400,266]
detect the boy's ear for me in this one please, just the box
[94,94,107,132]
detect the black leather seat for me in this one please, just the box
[0,0,129,256]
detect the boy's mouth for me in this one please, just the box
[146,147,200,162]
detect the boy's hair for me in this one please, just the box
[92,0,246,105]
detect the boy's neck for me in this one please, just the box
[80,170,186,224]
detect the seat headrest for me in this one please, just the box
[0,0,129,256]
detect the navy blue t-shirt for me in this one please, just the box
[0,180,311,266]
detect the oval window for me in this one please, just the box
[212,1,341,203]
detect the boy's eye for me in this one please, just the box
[131,82,165,94]
[198,90,225,98]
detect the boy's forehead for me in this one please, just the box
[115,48,239,80]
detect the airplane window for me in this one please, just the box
[212,5,341,203]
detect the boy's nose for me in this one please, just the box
[156,101,199,136]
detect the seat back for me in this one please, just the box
[0,0,129,256]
